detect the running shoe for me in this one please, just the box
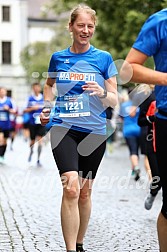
[144,193,156,210]
[131,169,135,176]
[76,243,86,252]
[134,166,140,181]
[37,160,42,167]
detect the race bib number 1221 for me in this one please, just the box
[59,93,90,117]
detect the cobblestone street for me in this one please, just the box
[0,135,161,252]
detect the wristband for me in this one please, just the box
[99,89,107,99]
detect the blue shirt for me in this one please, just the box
[0,96,14,130]
[48,45,117,134]
[26,94,44,125]
[120,100,141,138]
[132,8,167,119]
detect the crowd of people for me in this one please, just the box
[1,4,167,252]
[0,83,47,167]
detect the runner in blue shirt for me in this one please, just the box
[124,8,167,252]
[0,87,16,164]
[119,92,141,181]
[24,82,46,166]
[40,4,117,252]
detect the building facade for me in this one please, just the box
[0,0,57,108]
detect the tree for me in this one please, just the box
[20,42,52,83]
[60,0,165,60]
[20,16,71,83]
[21,0,166,82]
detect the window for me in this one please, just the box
[2,42,11,64]
[2,6,10,22]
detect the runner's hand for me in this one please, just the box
[40,108,51,126]
[82,81,104,97]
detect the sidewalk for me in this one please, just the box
[0,135,161,252]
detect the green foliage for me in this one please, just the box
[21,0,166,83]
[161,0,167,8]
[49,18,72,50]
[20,42,52,83]
[44,0,77,15]
[60,0,165,62]
[20,20,72,83]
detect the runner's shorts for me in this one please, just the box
[50,126,106,179]
[155,117,167,219]
[29,124,46,140]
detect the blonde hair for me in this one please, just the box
[135,83,153,95]
[120,89,129,102]
[69,4,97,26]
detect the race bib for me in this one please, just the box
[0,112,8,121]
[59,93,90,117]
[33,113,41,124]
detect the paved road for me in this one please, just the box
[0,135,161,252]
